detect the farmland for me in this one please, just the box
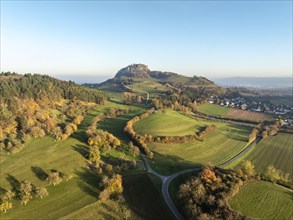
[198,103,230,117]
[134,110,251,175]
[243,133,293,180]
[199,103,269,122]
[231,181,293,220]
[0,101,169,219]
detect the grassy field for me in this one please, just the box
[0,101,168,219]
[0,107,104,219]
[134,110,251,175]
[198,103,230,117]
[231,181,293,220]
[199,103,269,122]
[134,110,204,136]
[243,133,293,180]
[61,199,136,220]
[98,107,145,145]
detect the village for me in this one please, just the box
[208,96,293,126]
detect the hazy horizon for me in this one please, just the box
[53,73,293,85]
[1,1,292,77]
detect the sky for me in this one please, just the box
[1,1,292,79]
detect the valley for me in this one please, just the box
[0,66,292,220]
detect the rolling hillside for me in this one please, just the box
[89,64,225,99]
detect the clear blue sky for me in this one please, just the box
[1,1,292,78]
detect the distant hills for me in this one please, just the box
[211,77,293,89]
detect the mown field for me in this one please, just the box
[231,181,293,220]
[199,103,269,122]
[0,101,167,219]
[243,133,293,180]
[134,110,251,175]
[134,110,204,136]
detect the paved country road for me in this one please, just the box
[142,136,262,220]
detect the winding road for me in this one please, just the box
[142,136,261,220]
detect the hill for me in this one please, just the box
[134,110,251,175]
[86,64,225,100]
[0,72,108,155]
[0,72,107,103]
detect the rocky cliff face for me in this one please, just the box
[115,64,151,78]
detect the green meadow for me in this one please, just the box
[231,181,293,220]
[244,133,293,180]
[134,110,251,175]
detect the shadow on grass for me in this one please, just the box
[6,174,21,196]
[98,116,130,141]
[31,166,48,181]
[122,173,173,220]
[72,144,89,158]
[150,151,202,176]
[71,130,88,143]
[0,187,7,194]
[98,203,120,219]
[75,167,101,199]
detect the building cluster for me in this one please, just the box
[208,96,293,126]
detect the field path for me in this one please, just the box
[142,136,262,220]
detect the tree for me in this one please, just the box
[21,193,33,205]
[248,128,258,142]
[98,189,109,202]
[89,146,101,164]
[200,166,220,185]
[20,181,33,195]
[133,147,140,157]
[122,92,134,105]
[261,130,268,139]
[62,173,72,181]
[239,160,255,177]
[121,204,132,220]
[0,201,12,213]
[113,138,121,148]
[147,151,153,159]
[1,190,15,201]
[108,108,116,117]
[47,172,62,186]
[263,164,281,182]
[105,174,123,195]
[36,187,49,199]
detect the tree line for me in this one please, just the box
[0,72,107,103]
[83,108,139,209]
[123,109,155,159]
